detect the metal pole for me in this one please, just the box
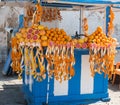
[79,6,84,36]
[79,6,81,34]
[106,6,110,36]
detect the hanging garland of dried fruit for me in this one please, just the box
[32,3,43,24]
[42,7,62,22]
[11,3,74,82]
[88,27,117,78]
[11,24,75,82]
[82,17,89,37]
[24,5,34,27]
[108,7,114,37]
[46,42,75,83]
[23,5,62,28]
[12,25,47,81]
[11,37,22,79]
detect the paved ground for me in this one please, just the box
[89,83,120,105]
[0,63,120,105]
[0,63,24,105]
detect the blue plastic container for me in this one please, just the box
[22,49,110,105]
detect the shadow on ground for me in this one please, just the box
[0,84,24,105]
[109,83,120,92]
[0,63,25,105]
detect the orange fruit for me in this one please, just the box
[53,31,57,34]
[59,35,63,38]
[41,41,48,47]
[60,41,63,45]
[61,38,65,41]
[55,34,58,38]
[50,33,54,37]
[67,36,71,41]
[48,37,52,40]
[93,39,96,43]
[95,36,99,39]
[96,39,100,43]
[62,35,66,38]
[63,41,67,45]
[20,28,27,34]
[55,28,59,31]
[41,36,47,41]
[44,27,48,31]
[46,33,49,37]
[47,30,50,34]
[53,37,56,41]
[56,40,59,43]
[57,31,61,35]
[50,28,54,32]
[57,38,61,41]
[39,30,45,35]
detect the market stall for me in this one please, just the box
[9,0,119,105]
